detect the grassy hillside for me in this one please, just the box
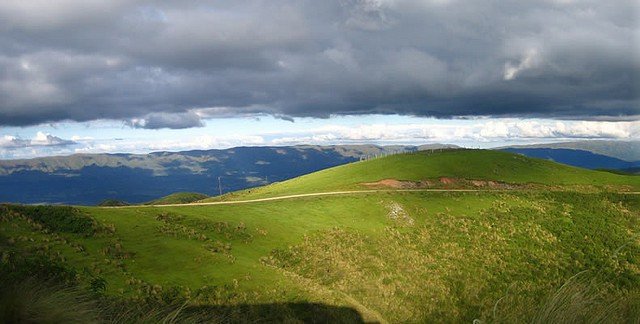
[2,191,638,322]
[207,149,640,202]
[1,151,639,322]
[144,192,209,205]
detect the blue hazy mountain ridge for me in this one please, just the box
[0,147,352,205]
[501,148,640,172]
[499,140,640,161]
[0,145,458,205]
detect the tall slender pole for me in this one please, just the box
[218,176,222,196]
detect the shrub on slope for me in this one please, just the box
[145,192,209,205]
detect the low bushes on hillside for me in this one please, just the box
[2,205,96,236]
[98,199,130,207]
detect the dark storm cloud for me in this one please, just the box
[126,111,204,129]
[0,0,638,128]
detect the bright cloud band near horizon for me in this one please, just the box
[0,116,638,159]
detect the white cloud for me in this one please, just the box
[0,135,29,148]
[72,135,266,155]
[73,144,117,154]
[0,132,75,149]
[1,118,637,159]
[0,132,77,159]
[30,131,75,146]
[71,135,94,141]
[504,48,540,80]
[270,119,639,145]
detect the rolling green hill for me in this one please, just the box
[1,150,639,322]
[208,149,640,202]
[144,192,209,205]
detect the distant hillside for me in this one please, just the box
[499,140,640,161]
[145,192,209,205]
[501,148,640,171]
[0,144,457,205]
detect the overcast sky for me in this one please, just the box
[0,0,638,158]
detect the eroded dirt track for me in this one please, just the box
[104,189,640,209]
[105,189,495,208]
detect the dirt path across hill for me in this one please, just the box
[104,189,495,208]
[103,189,640,209]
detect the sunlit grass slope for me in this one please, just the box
[2,190,639,322]
[1,150,639,322]
[205,149,639,201]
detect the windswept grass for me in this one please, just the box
[530,272,639,324]
[0,278,102,324]
[262,192,640,322]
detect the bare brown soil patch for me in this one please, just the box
[362,178,522,190]
[362,179,421,189]
[439,177,456,185]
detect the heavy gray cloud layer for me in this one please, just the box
[0,0,638,128]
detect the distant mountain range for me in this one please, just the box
[501,148,640,172]
[499,140,640,161]
[498,140,640,174]
[2,141,636,205]
[0,144,456,205]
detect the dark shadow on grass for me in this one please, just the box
[183,302,368,323]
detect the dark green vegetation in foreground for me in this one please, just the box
[1,150,639,322]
